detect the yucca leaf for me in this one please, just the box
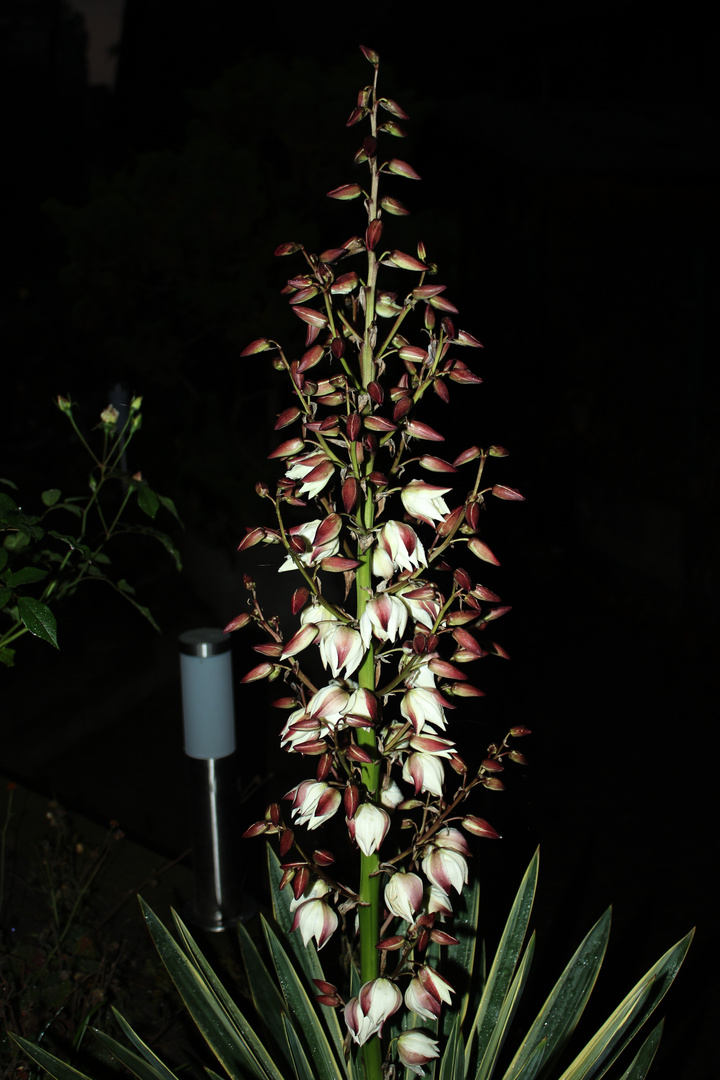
[92,1030,178,1080]
[502,909,612,1080]
[282,1014,317,1080]
[614,1020,663,1080]
[444,873,481,1034]
[267,846,349,1072]
[511,1039,547,1080]
[96,1010,181,1080]
[557,983,651,1080]
[262,913,349,1080]
[140,898,283,1080]
[105,1006,181,1080]
[268,845,309,959]
[439,1012,466,1080]
[558,929,693,1080]
[466,849,539,1077]
[237,920,295,1073]
[168,906,285,1079]
[171,908,260,1039]
[475,932,536,1080]
[9,1037,95,1080]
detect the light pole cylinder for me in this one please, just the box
[178,628,251,931]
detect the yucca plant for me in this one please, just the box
[14,43,691,1080]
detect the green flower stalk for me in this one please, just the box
[232,44,525,1079]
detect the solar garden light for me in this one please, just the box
[179,627,254,930]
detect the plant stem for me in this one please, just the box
[357,81,384,1071]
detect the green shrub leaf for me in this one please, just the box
[159,493,182,523]
[4,566,49,587]
[137,484,160,519]
[17,596,58,648]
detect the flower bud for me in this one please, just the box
[376,935,406,951]
[346,413,361,442]
[385,249,426,271]
[290,587,309,615]
[380,195,410,216]
[298,344,324,372]
[462,815,501,839]
[453,445,482,467]
[492,484,525,501]
[241,337,275,355]
[453,328,482,347]
[386,158,421,180]
[366,218,383,250]
[467,537,501,565]
[344,784,359,819]
[327,183,363,200]
[342,476,359,514]
[241,662,276,683]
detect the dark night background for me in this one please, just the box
[1,1,718,1077]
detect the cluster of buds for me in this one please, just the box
[229,45,527,1073]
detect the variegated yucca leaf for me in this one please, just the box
[11,849,691,1080]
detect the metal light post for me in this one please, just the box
[179,628,254,930]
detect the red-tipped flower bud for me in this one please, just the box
[327,183,363,200]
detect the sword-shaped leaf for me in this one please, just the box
[475,933,535,1080]
[502,909,611,1080]
[614,1021,664,1080]
[9,1038,94,1080]
[558,929,693,1080]
[282,1014,317,1080]
[439,1012,466,1080]
[466,849,539,1077]
[140,899,283,1080]
[92,1011,182,1080]
[262,914,349,1080]
[267,845,349,1073]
